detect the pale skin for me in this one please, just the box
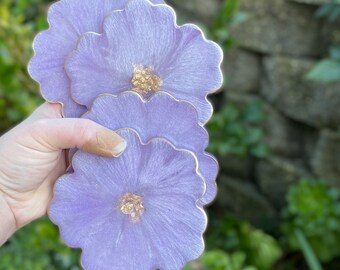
[0,102,127,246]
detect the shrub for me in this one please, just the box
[282,180,340,262]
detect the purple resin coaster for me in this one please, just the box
[49,129,207,270]
[82,92,218,205]
[28,0,164,117]
[66,0,223,124]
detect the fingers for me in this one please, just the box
[30,102,63,120]
[0,191,16,245]
[27,102,127,157]
[30,118,127,157]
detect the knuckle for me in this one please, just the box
[73,119,94,143]
[29,119,50,134]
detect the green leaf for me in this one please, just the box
[315,2,340,21]
[315,4,332,18]
[282,180,340,262]
[243,102,264,123]
[250,144,268,158]
[245,129,263,144]
[217,0,240,26]
[231,11,250,25]
[329,7,340,21]
[199,250,258,270]
[295,229,323,270]
[306,59,340,83]
[330,46,340,61]
[206,217,281,270]
[215,28,231,43]
[183,265,195,270]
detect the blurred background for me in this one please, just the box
[0,0,340,269]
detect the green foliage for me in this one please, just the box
[2,1,340,270]
[207,101,268,158]
[307,1,340,83]
[0,218,81,270]
[282,180,340,263]
[306,46,340,83]
[316,0,340,22]
[0,0,43,133]
[294,229,323,270]
[211,0,249,47]
[200,251,257,270]
[206,216,282,270]
[184,250,257,270]
[7,0,51,29]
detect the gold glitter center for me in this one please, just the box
[131,64,163,95]
[118,193,144,223]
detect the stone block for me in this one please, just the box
[219,154,253,179]
[224,93,303,157]
[224,48,261,94]
[263,104,303,157]
[322,22,340,47]
[312,129,340,187]
[217,175,278,229]
[256,157,311,209]
[167,0,221,25]
[224,92,260,106]
[288,0,327,5]
[261,56,340,128]
[230,0,324,57]
[301,125,320,167]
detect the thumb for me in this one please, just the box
[30,118,127,157]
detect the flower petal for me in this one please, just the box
[66,33,130,107]
[29,0,164,117]
[67,0,223,122]
[160,24,223,124]
[68,0,178,107]
[198,153,219,205]
[49,174,118,248]
[82,92,218,205]
[81,219,155,270]
[142,195,206,269]
[29,29,87,117]
[50,129,206,269]
[85,92,208,152]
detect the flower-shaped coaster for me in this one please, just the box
[28,0,164,117]
[50,129,207,270]
[82,92,218,205]
[67,0,223,124]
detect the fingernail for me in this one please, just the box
[112,140,127,157]
[83,128,127,157]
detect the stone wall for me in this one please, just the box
[168,0,340,231]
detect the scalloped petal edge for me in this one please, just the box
[65,0,224,125]
[48,127,208,269]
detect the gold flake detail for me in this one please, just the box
[131,64,163,95]
[118,193,144,223]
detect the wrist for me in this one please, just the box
[0,190,16,246]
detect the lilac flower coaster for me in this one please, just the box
[82,92,218,205]
[50,129,207,270]
[66,0,223,124]
[28,0,164,117]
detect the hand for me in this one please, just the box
[0,103,126,245]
